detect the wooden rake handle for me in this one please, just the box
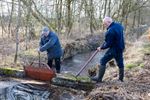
[38,52,41,67]
[75,50,99,77]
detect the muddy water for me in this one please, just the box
[2,84,50,100]
[61,51,105,76]
[0,51,105,100]
[0,81,85,100]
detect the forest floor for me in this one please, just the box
[85,30,150,100]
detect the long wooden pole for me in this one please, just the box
[75,50,98,77]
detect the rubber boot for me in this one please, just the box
[56,70,60,73]
[119,68,124,82]
[91,66,106,83]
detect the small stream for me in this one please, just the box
[0,51,105,100]
[61,51,105,75]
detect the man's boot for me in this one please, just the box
[119,68,124,82]
[56,70,60,73]
[91,66,106,83]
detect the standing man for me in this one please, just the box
[38,26,62,73]
[91,17,125,82]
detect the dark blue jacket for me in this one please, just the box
[39,31,62,59]
[101,22,125,52]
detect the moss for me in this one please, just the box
[126,63,137,69]
[76,76,91,82]
[139,63,144,68]
[53,75,94,91]
[57,73,91,82]
[62,73,77,81]
[0,67,23,76]
[0,67,17,76]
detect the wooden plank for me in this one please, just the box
[51,74,95,91]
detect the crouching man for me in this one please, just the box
[38,26,62,73]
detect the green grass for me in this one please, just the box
[126,63,137,69]
[139,63,144,68]
[126,62,145,69]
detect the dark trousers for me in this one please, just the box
[100,48,124,81]
[100,49,124,68]
[47,58,61,73]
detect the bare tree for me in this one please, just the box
[8,0,14,37]
[14,0,21,63]
[138,8,141,27]
[20,0,55,31]
[56,0,62,34]
[25,0,32,50]
[103,0,108,18]
[107,0,111,16]
[132,11,136,28]
[66,0,73,35]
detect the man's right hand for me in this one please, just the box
[97,47,101,51]
[37,48,40,53]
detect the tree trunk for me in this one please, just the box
[124,0,131,31]
[14,0,21,63]
[90,0,94,34]
[67,0,72,36]
[56,0,62,34]
[138,9,141,27]
[132,11,136,28]
[0,16,4,38]
[25,0,31,50]
[8,0,14,38]
[0,2,7,37]
[78,0,84,32]
[108,0,111,16]
[103,0,108,18]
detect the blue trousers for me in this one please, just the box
[100,48,124,68]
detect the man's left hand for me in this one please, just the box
[97,47,101,51]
